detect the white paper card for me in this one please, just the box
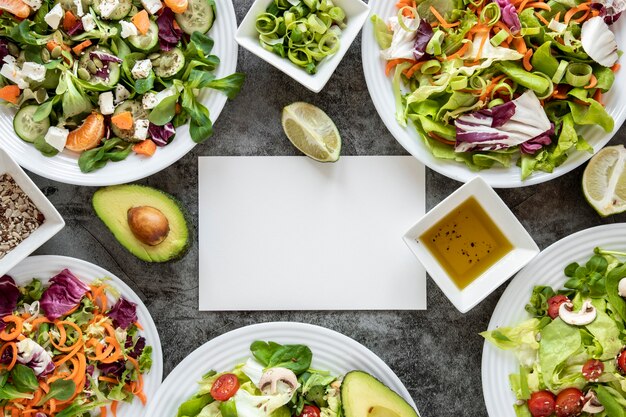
[198,156,426,310]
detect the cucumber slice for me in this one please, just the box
[152,48,185,79]
[78,46,121,88]
[128,20,159,51]
[14,105,50,144]
[111,100,148,142]
[92,0,131,20]
[175,0,215,35]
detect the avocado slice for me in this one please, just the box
[93,184,189,262]
[341,371,419,417]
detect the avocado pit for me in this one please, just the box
[127,206,170,246]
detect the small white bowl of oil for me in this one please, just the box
[403,176,539,313]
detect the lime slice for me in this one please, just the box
[281,102,341,162]
[582,145,626,217]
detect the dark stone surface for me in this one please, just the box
[26,1,626,416]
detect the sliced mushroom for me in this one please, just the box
[618,277,626,298]
[559,300,597,326]
[582,391,604,414]
[258,367,298,395]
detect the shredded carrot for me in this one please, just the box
[99,376,121,384]
[0,85,20,104]
[611,63,621,72]
[385,58,415,76]
[446,41,471,60]
[479,74,507,101]
[553,11,561,22]
[535,11,550,25]
[593,89,603,104]
[572,8,591,23]
[134,321,144,330]
[584,74,597,89]
[527,2,551,10]
[474,33,489,62]
[427,132,455,145]
[517,0,530,11]
[71,39,92,55]
[430,6,460,27]
[552,85,569,99]
[404,61,426,78]
[523,49,533,71]
[563,2,591,24]
[512,37,527,54]
[0,316,24,341]
[100,407,107,417]
[111,401,119,417]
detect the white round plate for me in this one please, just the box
[0,2,239,186]
[362,1,626,188]
[145,322,419,417]
[481,223,626,416]
[6,255,163,417]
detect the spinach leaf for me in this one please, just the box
[205,73,246,99]
[34,95,59,122]
[0,384,34,400]
[563,255,608,297]
[181,87,213,143]
[34,135,59,157]
[11,364,38,393]
[78,138,133,173]
[149,94,179,126]
[177,393,213,417]
[190,31,215,55]
[37,379,75,405]
[267,345,312,375]
[250,341,283,366]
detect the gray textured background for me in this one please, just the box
[25,1,626,415]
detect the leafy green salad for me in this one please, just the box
[0,0,244,172]
[373,0,621,179]
[482,248,626,417]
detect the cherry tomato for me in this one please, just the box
[298,405,321,417]
[527,391,556,417]
[210,373,240,401]
[581,359,604,381]
[555,388,584,417]
[548,295,570,319]
[618,349,626,374]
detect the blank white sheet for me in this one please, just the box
[198,156,426,310]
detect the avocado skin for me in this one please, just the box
[92,184,190,263]
[340,371,419,417]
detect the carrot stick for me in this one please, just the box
[527,2,551,10]
[512,37,527,54]
[584,74,597,89]
[446,41,471,60]
[71,39,92,55]
[474,33,488,61]
[430,6,460,27]
[385,58,415,76]
[553,11,561,21]
[611,63,621,72]
[593,89,603,104]
[573,8,590,23]
[563,2,590,24]
[535,11,550,25]
[404,61,426,78]
[111,401,119,417]
[523,49,533,71]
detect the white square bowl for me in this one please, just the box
[0,147,64,276]
[403,176,539,313]
[235,0,370,93]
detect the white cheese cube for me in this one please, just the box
[44,126,69,152]
[133,119,149,141]
[120,20,138,38]
[142,92,158,109]
[21,62,46,82]
[140,0,162,14]
[73,0,84,15]
[115,84,130,103]
[98,91,115,115]
[99,0,119,19]
[44,3,64,29]
[0,57,28,89]
[22,0,42,11]
[81,13,96,31]
[131,59,152,79]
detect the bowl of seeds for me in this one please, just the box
[0,147,64,275]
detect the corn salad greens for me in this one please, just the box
[373,0,622,180]
[0,0,244,173]
[0,270,152,417]
[482,248,626,417]
[255,0,346,74]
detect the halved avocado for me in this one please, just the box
[92,184,189,262]
[341,371,419,417]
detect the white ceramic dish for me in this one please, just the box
[6,255,164,417]
[361,0,626,188]
[0,1,239,186]
[0,148,64,277]
[236,0,370,92]
[481,223,626,417]
[144,322,419,417]
[403,176,539,313]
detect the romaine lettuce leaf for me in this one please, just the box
[481,318,541,367]
[585,298,623,360]
[539,318,582,391]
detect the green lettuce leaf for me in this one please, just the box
[539,318,582,391]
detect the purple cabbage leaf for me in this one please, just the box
[108,297,138,329]
[157,7,183,50]
[148,122,176,146]
[413,20,433,61]
[0,275,19,331]
[494,0,522,34]
[40,269,90,321]
[454,90,553,153]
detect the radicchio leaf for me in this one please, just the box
[148,122,176,146]
[494,0,522,34]
[520,124,554,154]
[67,20,84,36]
[16,338,55,376]
[0,39,11,63]
[413,20,433,61]
[455,90,553,152]
[108,297,137,329]
[40,269,90,320]
[593,0,624,23]
[90,51,123,64]
[98,360,126,378]
[126,335,146,358]
[0,275,19,331]
[157,7,182,51]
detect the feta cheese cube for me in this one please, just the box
[44,126,69,152]
[73,0,84,16]
[21,62,46,82]
[115,84,130,103]
[142,92,158,109]
[140,0,162,14]
[0,57,28,89]
[98,91,115,115]
[44,3,64,29]
[99,0,119,19]
[133,119,150,141]
[22,0,42,11]
[120,20,138,38]
[81,13,96,31]
[131,59,152,79]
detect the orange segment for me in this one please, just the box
[66,113,105,152]
[0,0,31,18]
[111,111,133,130]
[131,10,150,35]
[164,0,187,14]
